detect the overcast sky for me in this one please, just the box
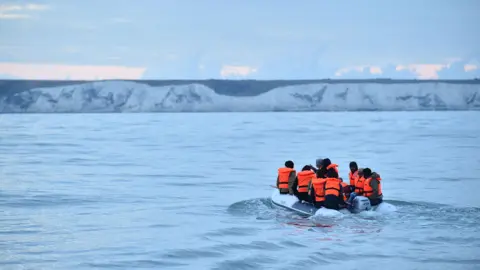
[0,0,479,80]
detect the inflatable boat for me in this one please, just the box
[270,189,377,216]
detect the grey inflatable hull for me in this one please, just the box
[270,190,376,216]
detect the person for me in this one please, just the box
[346,168,364,209]
[308,176,326,208]
[363,168,383,206]
[354,168,365,195]
[323,164,344,210]
[348,161,359,189]
[294,165,315,202]
[340,180,351,203]
[316,158,336,178]
[276,160,296,195]
[308,158,322,177]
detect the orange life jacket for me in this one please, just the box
[341,181,349,201]
[296,170,315,193]
[364,175,382,198]
[349,170,358,186]
[310,178,326,202]
[324,177,342,197]
[355,176,365,195]
[278,167,295,190]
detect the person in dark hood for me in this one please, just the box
[362,168,383,206]
[363,168,372,178]
[316,158,331,178]
[307,158,322,174]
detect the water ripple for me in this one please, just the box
[212,255,277,270]
[0,112,479,270]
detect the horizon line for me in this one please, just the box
[0,78,479,82]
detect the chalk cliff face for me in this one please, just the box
[0,80,479,113]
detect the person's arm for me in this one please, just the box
[357,177,364,196]
[310,165,318,173]
[310,186,316,203]
[288,172,296,195]
[339,184,345,204]
[292,176,298,195]
[370,179,379,198]
[276,176,279,188]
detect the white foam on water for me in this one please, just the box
[374,202,398,213]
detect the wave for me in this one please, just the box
[0,81,479,113]
[0,191,104,208]
[228,197,479,219]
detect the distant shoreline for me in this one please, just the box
[1,78,479,97]
[1,78,480,83]
[1,79,478,113]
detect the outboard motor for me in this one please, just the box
[350,196,372,214]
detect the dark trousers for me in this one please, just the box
[324,195,340,210]
[314,201,324,208]
[295,192,310,202]
[369,198,383,206]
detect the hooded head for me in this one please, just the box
[322,158,331,168]
[285,160,294,169]
[315,158,323,168]
[363,168,372,178]
[358,168,364,177]
[349,161,358,172]
[326,168,339,178]
[302,165,312,171]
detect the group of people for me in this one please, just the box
[276,158,383,210]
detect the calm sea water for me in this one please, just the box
[1,112,479,270]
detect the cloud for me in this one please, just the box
[464,64,478,72]
[0,13,30,19]
[0,63,146,80]
[395,64,447,79]
[444,57,463,65]
[0,3,49,19]
[0,5,22,12]
[333,62,478,79]
[436,60,480,79]
[334,65,382,77]
[220,65,258,78]
[369,66,383,75]
[25,4,49,11]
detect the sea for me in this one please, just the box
[1,111,479,270]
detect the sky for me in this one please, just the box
[0,0,479,80]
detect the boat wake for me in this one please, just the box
[227,195,479,231]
